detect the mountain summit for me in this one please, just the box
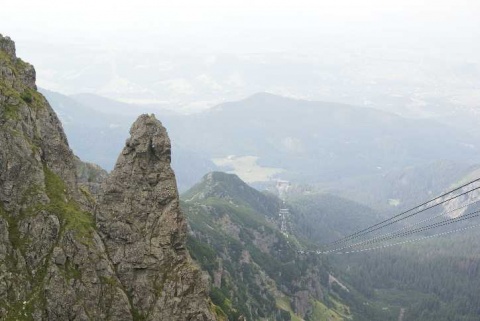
[183,171,281,218]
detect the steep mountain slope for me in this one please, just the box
[0,33,130,321]
[182,172,383,321]
[0,34,216,320]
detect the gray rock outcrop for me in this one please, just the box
[97,114,215,321]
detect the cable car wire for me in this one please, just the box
[325,179,480,248]
[323,209,480,254]
[325,198,480,253]
[335,222,480,255]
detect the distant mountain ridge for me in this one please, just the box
[43,90,480,197]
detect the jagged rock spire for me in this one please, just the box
[98,114,216,321]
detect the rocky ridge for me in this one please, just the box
[0,34,216,320]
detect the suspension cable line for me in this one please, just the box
[321,209,480,254]
[325,198,480,254]
[325,179,480,248]
[335,223,480,255]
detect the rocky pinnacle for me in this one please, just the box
[97,114,216,321]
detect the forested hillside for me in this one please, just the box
[183,172,355,320]
[289,178,480,321]
[333,232,480,321]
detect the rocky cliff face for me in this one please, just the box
[97,115,215,320]
[0,34,216,321]
[75,157,108,196]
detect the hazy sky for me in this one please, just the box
[2,0,480,54]
[2,0,479,111]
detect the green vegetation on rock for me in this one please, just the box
[42,166,94,240]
